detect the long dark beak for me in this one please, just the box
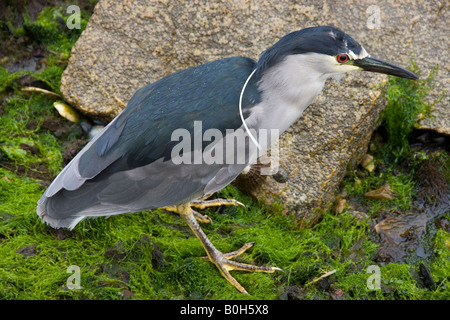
[353,55,418,79]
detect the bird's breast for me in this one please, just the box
[248,98,306,139]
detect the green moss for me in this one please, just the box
[383,62,443,161]
[431,230,450,295]
[345,168,416,216]
[0,3,91,177]
[34,65,66,94]
[21,6,89,58]
[0,93,64,177]
[0,176,387,300]
[0,68,31,93]
[1,144,449,300]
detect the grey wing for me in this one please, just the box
[37,57,260,229]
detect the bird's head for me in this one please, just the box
[256,26,418,81]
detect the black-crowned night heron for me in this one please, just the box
[37,26,418,293]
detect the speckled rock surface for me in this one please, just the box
[61,0,448,223]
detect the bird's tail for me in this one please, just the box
[37,184,139,230]
[37,196,86,230]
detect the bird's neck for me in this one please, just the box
[252,54,329,134]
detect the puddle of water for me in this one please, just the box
[374,191,449,263]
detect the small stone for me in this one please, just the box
[360,154,375,172]
[333,198,346,214]
[419,263,436,290]
[53,102,80,123]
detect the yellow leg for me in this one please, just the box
[176,203,281,294]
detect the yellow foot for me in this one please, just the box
[162,204,212,224]
[173,202,281,294]
[163,197,244,224]
[202,241,281,294]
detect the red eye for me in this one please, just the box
[336,54,349,63]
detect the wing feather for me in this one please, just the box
[38,56,261,228]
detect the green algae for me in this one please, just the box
[0,93,64,177]
[383,62,443,161]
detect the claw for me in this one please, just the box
[174,203,280,293]
[192,210,212,224]
[191,198,245,209]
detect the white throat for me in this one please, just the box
[249,53,336,135]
